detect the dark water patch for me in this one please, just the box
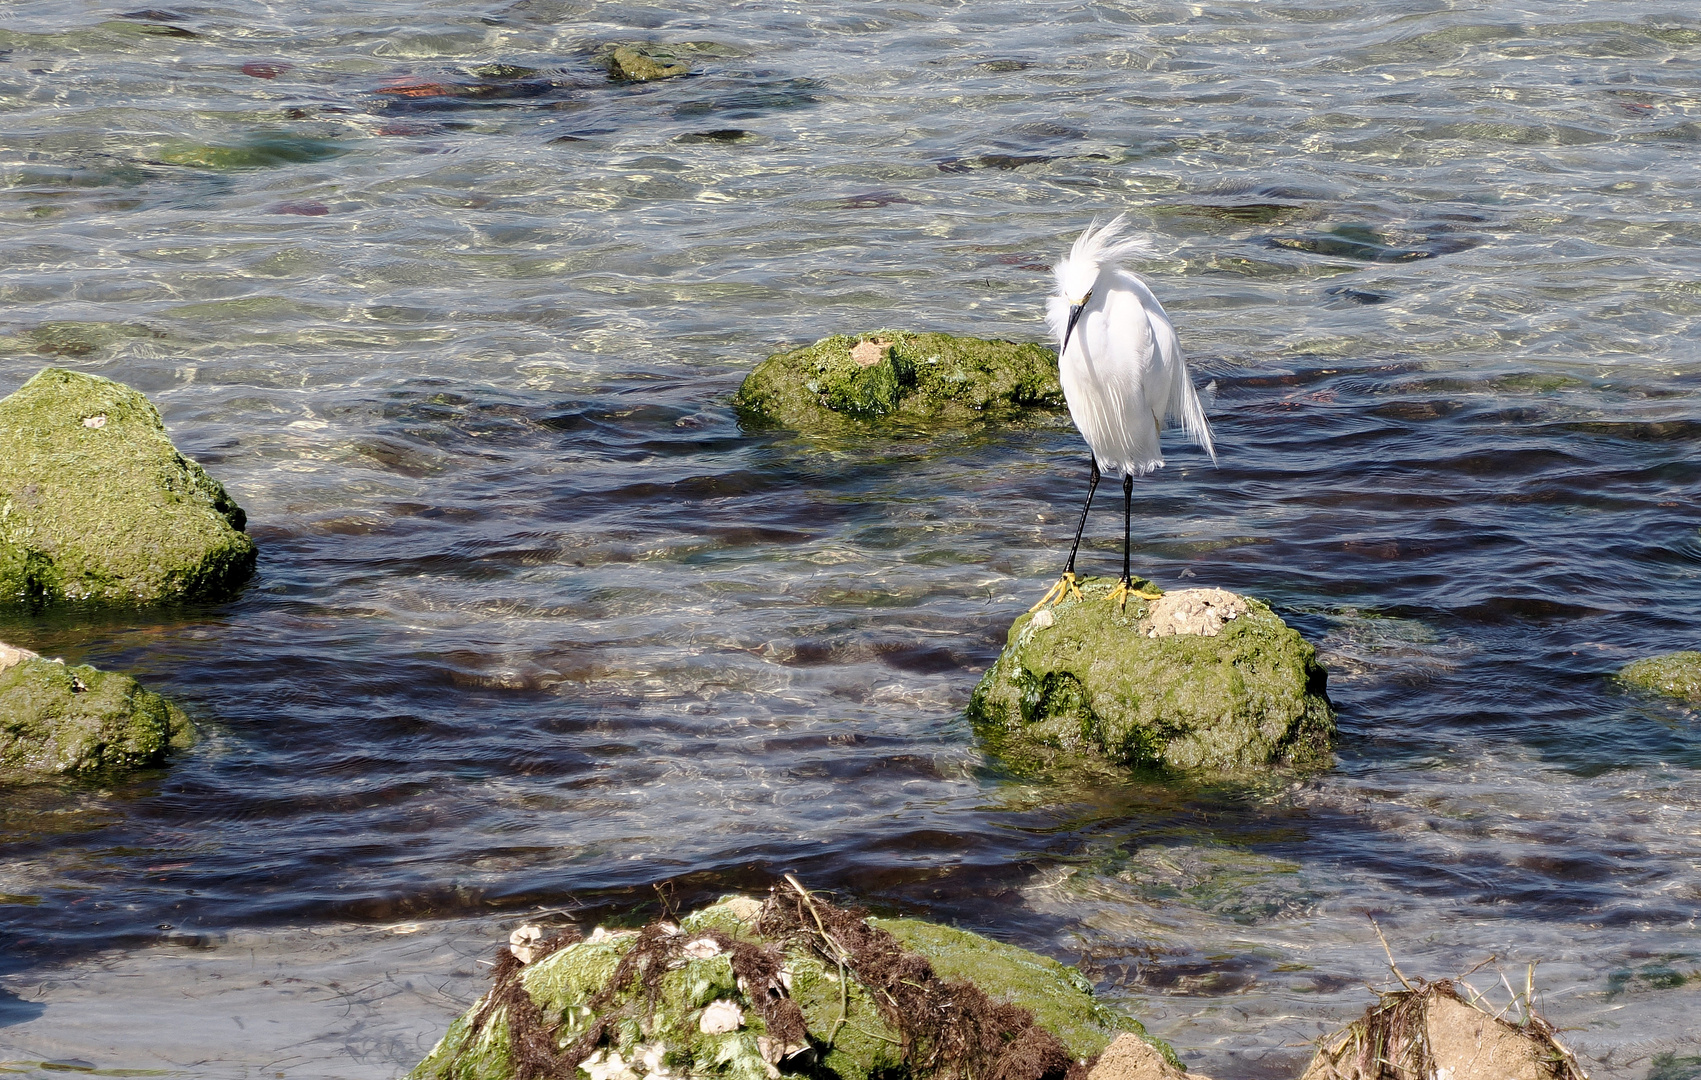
[675,128,753,143]
[937,154,1054,173]
[667,75,821,119]
[1169,201,1311,225]
[1265,223,1482,262]
[1324,284,1390,304]
[1547,418,1701,443]
[367,75,569,113]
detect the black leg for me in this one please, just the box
[1063,458,1101,575]
[1121,471,1134,585]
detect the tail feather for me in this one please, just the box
[1168,367,1216,463]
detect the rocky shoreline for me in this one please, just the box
[408,891,1590,1080]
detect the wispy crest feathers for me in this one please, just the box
[1066,213,1154,270]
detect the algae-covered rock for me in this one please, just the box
[607,45,691,82]
[733,331,1064,431]
[0,641,193,774]
[410,892,1164,1080]
[0,368,257,606]
[1618,650,1701,704]
[968,579,1334,773]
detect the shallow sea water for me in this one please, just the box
[1,0,1699,1076]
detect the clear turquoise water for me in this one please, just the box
[1,1,1699,1076]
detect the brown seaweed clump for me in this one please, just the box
[408,882,1164,1080]
[757,878,1081,1080]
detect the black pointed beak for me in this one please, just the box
[1061,297,1088,357]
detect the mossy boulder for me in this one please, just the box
[0,642,192,774]
[607,45,690,82]
[410,895,1164,1080]
[0,368,256,606]
[968,579,1334,773]
[1618,650,1701,704]
[733,331,1064,431]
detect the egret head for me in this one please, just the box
[1052,214,1153,355]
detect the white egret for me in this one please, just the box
[1032,215,1216,611]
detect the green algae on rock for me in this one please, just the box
[157,135,345,170]
[0,641,192,774]
[733,332,1064,430]
[607,45,691,82]
[0,368,257,606]
[1618,650,1701,704]
[968,579,1334,773]
[410,892,1164,1080]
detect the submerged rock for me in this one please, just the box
[607,45,691,82]
[733,331,1063,431]
[968,578,1334,772]
[0,640,192,774]
[0,368,257,606]
[409,889,1169,1080]
[1617,650,1701,704]
[1300,981,1587,1080]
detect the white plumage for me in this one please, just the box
[1032,215,1216,609]
[1046,215,1215,475]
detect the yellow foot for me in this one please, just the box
[1107,579,1164,611]
[1028,571,1083,612]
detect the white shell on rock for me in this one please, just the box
[508,924,545,964]
[583,1050,640,1080]
[639,1043,670,1077]
[698,999,744,1034]
[1031,609,1055,629]
[681,936,722,959]
[1140,588,1249,638]
[587,926,638,944]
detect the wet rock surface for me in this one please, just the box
[968,578,1334,773]
[733,331,1063,431]
[1617,650,1701,704]
[1088,1033,1210,1080]
[0,367,257,606]
[1301,982,1586,1080]
[409,891,1162,1080]
[607,44,691,82]
[0,639,193,775]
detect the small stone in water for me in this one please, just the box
[699,998,743,1034]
